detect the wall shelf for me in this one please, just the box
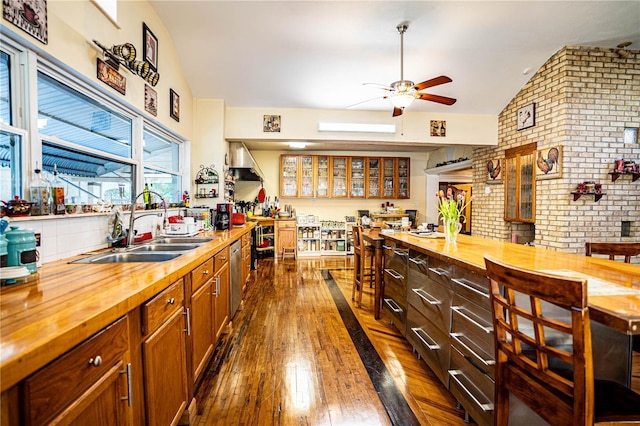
[571,192,605,202]
[609,171,639,182]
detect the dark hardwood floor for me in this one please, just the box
[194,256,470,425]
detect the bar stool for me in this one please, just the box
[281,247,296,260]
[585,242,640,263]
[351,225,374,307]
[484,255,640,425]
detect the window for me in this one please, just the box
[143,126,183,203]
[1,51,13,125]
[0,46,24,200]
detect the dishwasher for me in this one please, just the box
[229,240,242,319]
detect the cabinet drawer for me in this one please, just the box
[427,256,453,289]
[451,267,490,311]
[382,295,407,336]
[143,278,184,335]
[22,316,129,426]
[407,306,451,387]
[383,267,406,296]
[408,272,453,333]
[449,345,494,426]
[215,246,229,271]
[408,250,429,276]
[451,295,494,359]
[450,331,495,378]
[242,233,251,246]
[192,258,214,292]
[277,220,296,229]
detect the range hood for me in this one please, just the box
[228,142,265,182]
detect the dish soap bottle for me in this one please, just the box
[29,162,51,216]
[143,183,150,210]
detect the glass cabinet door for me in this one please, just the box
[504,143,536,222]
[331,157,348,198]
[366,158,380,198]
[280,155,298,197]
[382,158,396,198]
[316,156,329,198]
[505,156,518,220]
[397,157,410,199]
[349,157,365,198]
[519,152,534,221]
[300,155,315,198]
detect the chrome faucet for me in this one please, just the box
[127,190,168,246]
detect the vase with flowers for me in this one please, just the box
[436,188,474,243]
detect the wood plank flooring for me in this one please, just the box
[194,257,469,425]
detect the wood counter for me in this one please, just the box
[370,231,640,335]
[0,224,254,393]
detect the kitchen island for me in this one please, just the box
[0,224,254,425]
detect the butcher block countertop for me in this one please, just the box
[0,224,254,392]
[378,231,640,336]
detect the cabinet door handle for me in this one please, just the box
[450,333,495,367]
[203,269,210,276]
[183,307,191,336]
[451,278,489,299]
[167,298,175,305]
[393,249,409,256]
[428,267,448,276]
[452,306,493,333]
[119,363,133,406]
[410,327,440,350]
[382,244,394,250]
[384,268,404,280]
[448,370,494,412]
[216,276,220,296]
[383,298,403,313]
[412,288,441,305]
[408,257,427,265]
[88,356,102,367]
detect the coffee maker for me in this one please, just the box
[214,203,233,231]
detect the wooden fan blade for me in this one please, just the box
[392,107,404,117]
[413,75,452,91]
[417,93,457,105]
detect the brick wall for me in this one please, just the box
[472,46,640,259]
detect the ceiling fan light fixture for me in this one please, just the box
[388,93,415,109]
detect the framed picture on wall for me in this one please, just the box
[144,85,157,116]
[535,145,562,179]
[517,103,535,130]
[486,158,503,183]
[170,89,180,122]
[143,23,158,71]
[263,115,281,132]
[3,0,48,44]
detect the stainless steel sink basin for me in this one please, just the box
[70,251,183,264]
[150,237,215,244]
[128,243,205,252]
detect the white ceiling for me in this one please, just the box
[149,1,640,151]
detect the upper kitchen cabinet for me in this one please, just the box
[349,157,365,198]
[397,157,410,199]
[382,158,396,198]
[280,155,299,198]
[504,143,536,223]
[366,158,381,198]
[331,157,349,198]
[299,155,315,198]
[316,156,330,198]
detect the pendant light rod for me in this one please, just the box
[397,23,408,81]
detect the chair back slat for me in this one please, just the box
[585,242,640,263]
[485,255,593,426]
[352,225,362,252]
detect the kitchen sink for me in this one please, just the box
[70,251,183,264]
[128,243,205,252]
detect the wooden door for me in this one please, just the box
[299,155,315,198]
[190,279,214,382]
[213,262,230,341]
[365,157,381,198]
[143,309,188,426]
[280,155,299,198]
[316,156,330,198]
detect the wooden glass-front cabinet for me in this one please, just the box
[316,156,330,198]
[382,158,396,198]
[504,143,536,222]
[281,155,298,197]
[350,157,365,198]
[366,158,381,198]
[279,154,409,199]
[331,157,348,198]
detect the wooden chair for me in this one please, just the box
[484,255,640,426]
[585,242,640,263]
[351,225,374,307]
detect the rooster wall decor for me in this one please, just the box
[486,159,502,182]
[536,146,562,179]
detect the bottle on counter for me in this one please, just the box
[143,183,150,209]
[51,164,65,215]
[29,162,51,216]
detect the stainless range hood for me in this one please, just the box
[228,142,265,182]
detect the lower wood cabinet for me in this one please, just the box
[141,278,188,426]
[275,219,296,258]
[213,248,230,341]
[20,316,132,425]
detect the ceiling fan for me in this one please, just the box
[360,23,457,117]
